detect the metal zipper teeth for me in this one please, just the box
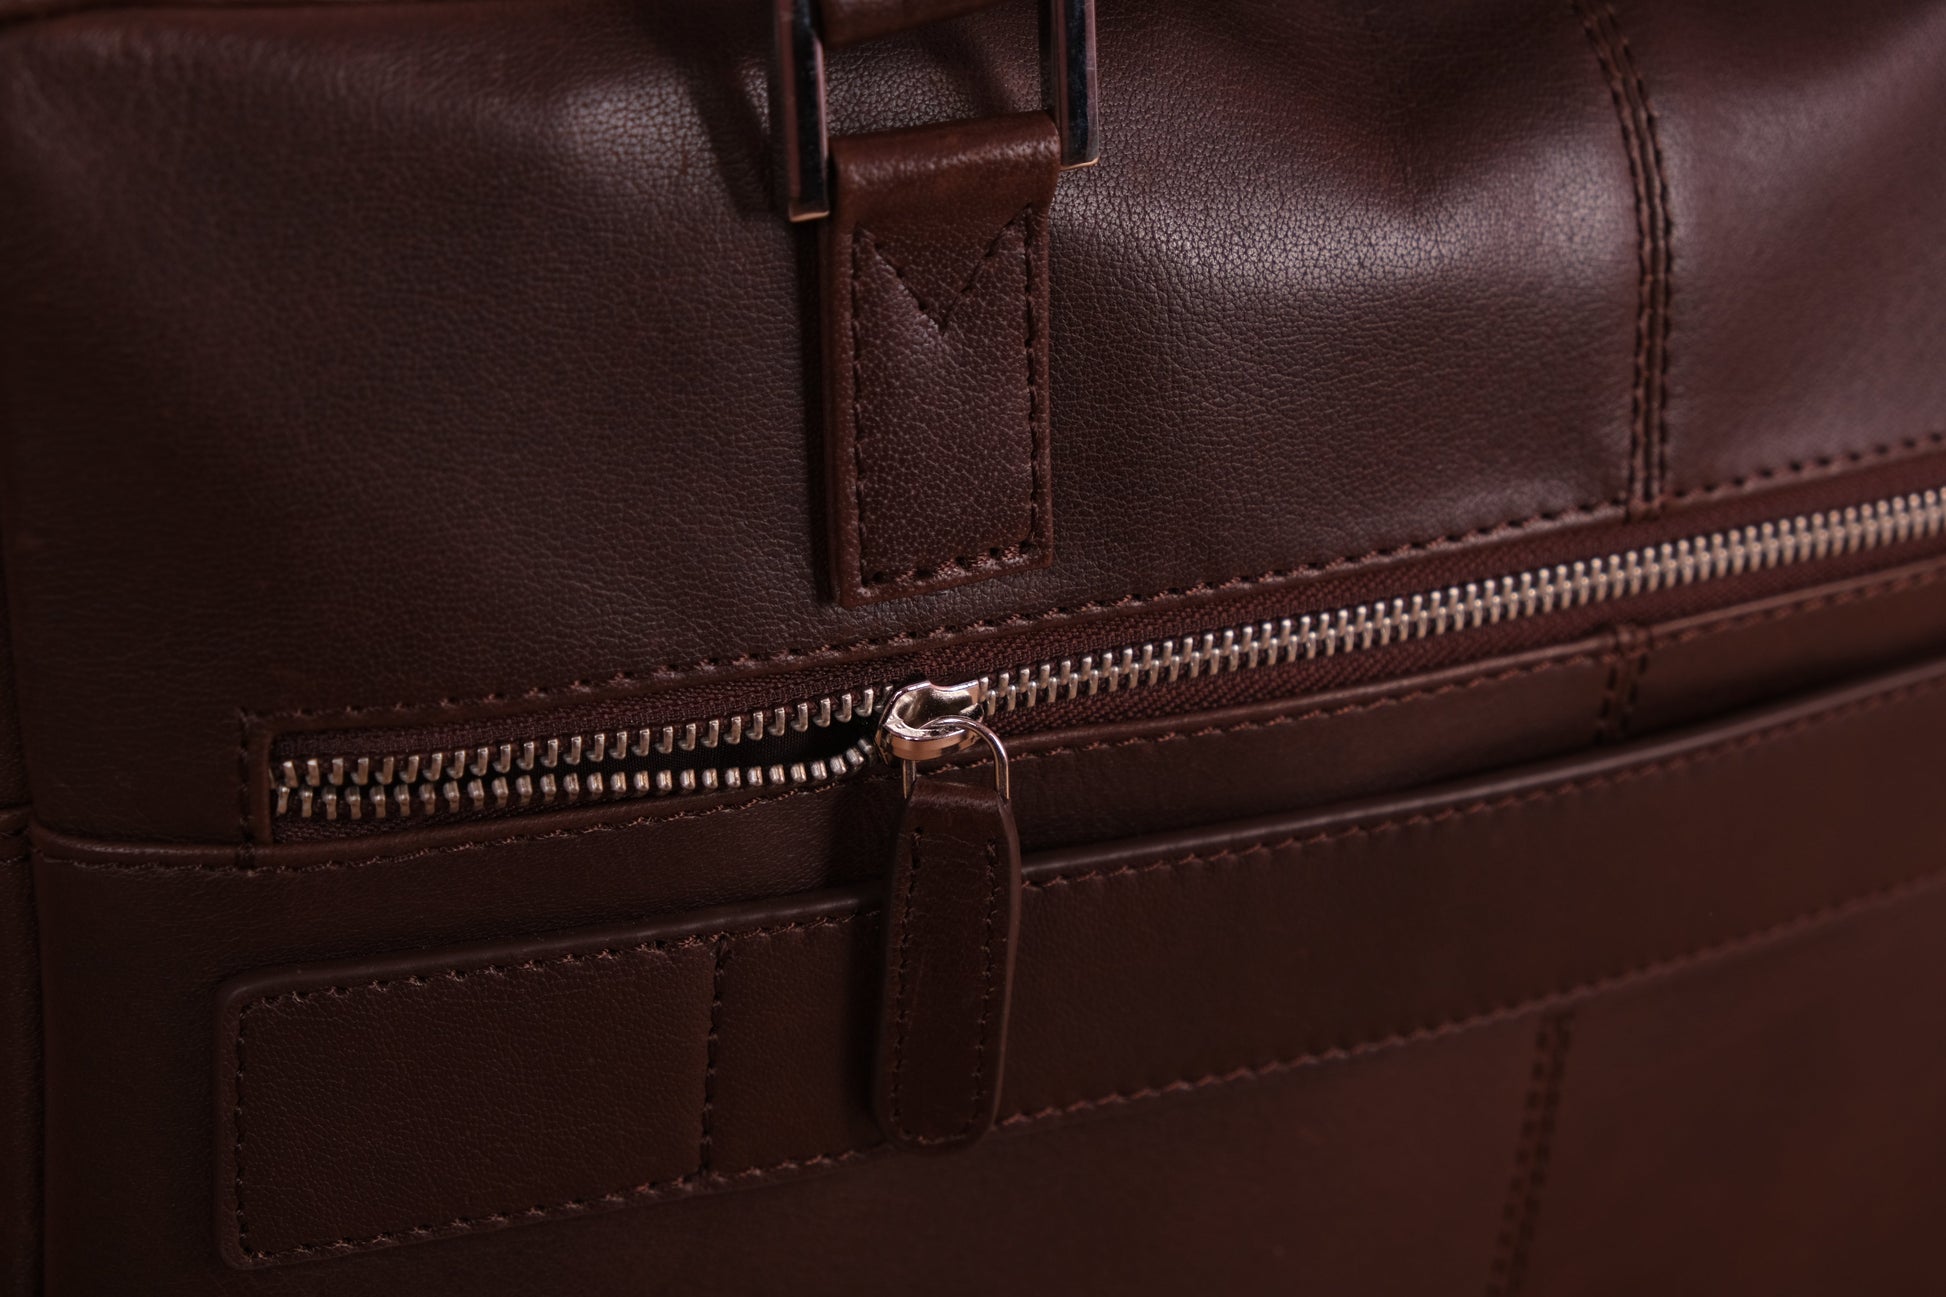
[278,485,1946,822]
[968,487,1946,714]
[275,693,887,822]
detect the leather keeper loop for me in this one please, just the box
[821,112,1060,606]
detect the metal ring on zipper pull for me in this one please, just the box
[879,689,1012,799]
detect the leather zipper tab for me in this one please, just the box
[874,766,1021,1151]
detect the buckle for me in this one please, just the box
[771,0,1099,222]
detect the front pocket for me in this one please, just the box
[148,655,1946,1269]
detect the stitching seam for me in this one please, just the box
[227,672,1943,1259]
[249,431,1946,722]
[1576,0,1673,518]
[885,827,922,1140]
[698,937,727,1177]
[851,207,1041,592]
[1021,669,1944,893]
[1578,0,1651,513]
[966,835,1001,1136]
[1485,1011,1574,1297]
[79,656,1601,876]
[233,842,1946,1262]
[233,915,858,1260]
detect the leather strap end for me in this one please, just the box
[874,777,1022,1151]
[821,112,1060,606]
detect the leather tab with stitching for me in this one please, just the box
[874,776,1022,1151]
[821,112,1060,607]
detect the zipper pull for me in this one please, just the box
[870,680,1020,1151]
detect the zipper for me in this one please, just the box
[271,483,1946,826]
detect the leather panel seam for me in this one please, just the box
[247,428,1946,723]
[1023,667,1945,894]
[214,673,1945,1260]
[1484,1010,1575,1297]
[227,828,1946,1262]
[97,656,1601,874]
[1659,555,1946,647]
[229,915,858,1263]
[63,627,1938,873]
[884,827,923,1141]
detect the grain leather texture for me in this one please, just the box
[2,0,1945,1290]
[872,776,1020,1149]
[1,0,1647,840]
[822,113,1059,604]
[149,659,1946,1273]
[818,0,1006,47]
[0,0,1939,831]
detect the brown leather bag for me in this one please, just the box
[4,0,1946,1291]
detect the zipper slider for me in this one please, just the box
[870,679,1021,1151]
[876,677,1010,796]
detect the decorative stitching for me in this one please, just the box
[78,655,1606,876]
[858,220,1026,331]
[890,829,1005,1147]
[1668,433,1946,501]
[849,230,873,586]
[699,936,727,1177]
[234,996,253,1251]
[1592,645,1627,744]
[1020,669,1946,894]
[1659,555,1946,646]
[1576,0,1673,518]
[885,827,924,1141]
[1577,0,1651,513]
[1485,1011,1575,1297]
[250,431,1946,724]
[1617,6,1677,513]
[58,620,1940,878]
[239,847,1946,1262]
[232,915,863,1261]
[1011,655,1602,766]
[997,862,1946,1129]
[1023,204,1045,569]
[970,836,1001,1133]
[224,672,1946,1261]
[850,207,1041,592]
[1593,624,1650,744]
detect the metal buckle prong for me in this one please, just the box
[772,0,1100,222]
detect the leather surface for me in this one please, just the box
[35,657,1941,1279]
[6,0,1942,839]
[216,918,719,1265]
[1523,885,1946,1296]
[0,0,1655,840]
[2,0,1945,1288]
[873,776,1019,1148]
[818,0,1005,48]
[1618,1,1946,500]
[0,809,36,1297]
[822,113,1059,604]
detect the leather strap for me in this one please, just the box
[874,776,1021,1150]
[817,0,1007,47]
[821,112,1059,606]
